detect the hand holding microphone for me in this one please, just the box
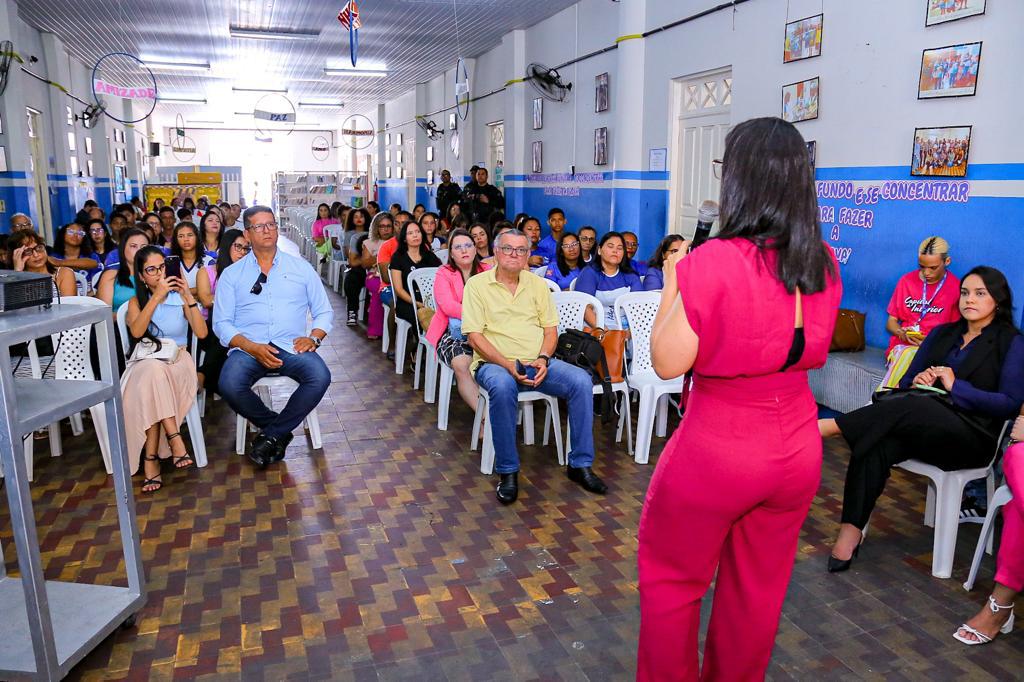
[691,200,719,249]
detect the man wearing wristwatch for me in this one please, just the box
[462,228,608,504]
[213,206,334,468]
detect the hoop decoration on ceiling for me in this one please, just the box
[174,113,186,147]
[340,113,376,150]
[253,93,297,137]
[311,135,330,161]
[91,52,158,124]
[337,1,362,68]
[171,135,197,163]
[454,57,470,121]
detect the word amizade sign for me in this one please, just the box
[342,126,374,136]
[93,79,156,100]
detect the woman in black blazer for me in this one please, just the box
[820,266,1024,571]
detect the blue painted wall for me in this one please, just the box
[377,179,408,214]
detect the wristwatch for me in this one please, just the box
[310,336,323,348]
[538,354,551,366]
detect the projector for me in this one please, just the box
[0,271,54,312]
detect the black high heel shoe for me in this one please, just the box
[827,544,860,573]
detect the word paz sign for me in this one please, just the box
[254,110,296,123]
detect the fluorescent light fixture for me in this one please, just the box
[187,120,224,124]
[299,101,344,109]
[158,96,208,105]
[232,86,288,94]
[230,26,320,41]
[144,60,211,72]
[323,67,388,78]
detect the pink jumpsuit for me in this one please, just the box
[997,443,1024,592]
[638,239,842,681]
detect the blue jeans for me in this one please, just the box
[219,348,331,440]
[475,358,595,474]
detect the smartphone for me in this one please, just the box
[905,330,925,342]
[514,359,527,376]
[164,255,181,280]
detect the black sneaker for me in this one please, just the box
[248,433,280,469]
[268,433,294,463]
[347,310,357,326]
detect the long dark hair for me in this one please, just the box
[199,211,223,251]
[316,202,332,220]
[469,222,492,257]
[648,235,686,269]
[87,219,116,254]
[961,266,1017,330]
[116,227,150,288]
[216,229,246,277]
[591,231,634,274]
[444,228,485,278]
[171,222,201,262]
[716,117,835,294]
[397,221,433,259]
[131,245,168,347]
[346,207,371,232]
[54,222,92,258]
[7,231,55,273]
[555,231,581,276]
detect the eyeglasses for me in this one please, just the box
[624,241,638,249]
[249,222,278,233]
[579,235,596,244]
[497,245,530,257]
[67,229,86,237]
[712,159,724,180]
[143,263,166,276]
[12,222,32,230]
[231,243,251,254]
[561,241,580,251]
[89,226,108,233]
[21,245,46,256]
[251,272,268,295]
[451,242,475,252]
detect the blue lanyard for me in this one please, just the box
[917,272,947,325]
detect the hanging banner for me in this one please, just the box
[337,1,362,67]
[253,109,296,123]
[311,136,330,161]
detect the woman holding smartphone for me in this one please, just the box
[123,245,207,493]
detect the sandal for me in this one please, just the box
[141,454,163,494]
[167,432,195,469]
[953,595,1016,645]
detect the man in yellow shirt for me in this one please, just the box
[462,229,608,504]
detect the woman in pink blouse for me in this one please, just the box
[426,228,490,410]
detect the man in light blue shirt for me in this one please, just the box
[214,205,334,468]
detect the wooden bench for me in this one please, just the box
[809,347,887,413]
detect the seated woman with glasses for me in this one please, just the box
[8,230,77,297]
[87,220,119,270]
[578,226,597,264]
[643,235,689,291]
[820,266,1024,572]
[360,213,395,340]
[123,245,207,493]
[544,232,583,291]
[196,229,247,393]
[427,228,490,411]
[51,222,100,290]
[575,231,643,329]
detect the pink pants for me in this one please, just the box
[638,375,820,681]
[365,274,384,338]
[997,443,1023,592]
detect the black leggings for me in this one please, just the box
[835,396,993,529]
[343,267,367,313]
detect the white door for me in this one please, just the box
[26,108,53,240]
[667,70,731,237]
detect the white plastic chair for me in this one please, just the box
[393,267,439,377]
[116,301,208,469]
[434,248,449,265]
[963,484,1014,591]
[408,267,440,402]
[553,291,632,456]
[542,277,560,294]
[892,420,1010,579]
[615,292,684,464]
[325,225,346,292]
[72,270,90,296]
[436,360,456,431]
[234,376,323,455]
[472,387,564,475]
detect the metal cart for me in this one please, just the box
[0,304,145,680]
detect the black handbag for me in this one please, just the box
[554,329,615,423]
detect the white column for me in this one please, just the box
[610,0,648,231]
[0,0,38,230]
[502,31,527,215]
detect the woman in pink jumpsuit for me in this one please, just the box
[953,414,1023,645]
[638,117,842,681]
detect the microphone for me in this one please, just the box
[691,200,719,249]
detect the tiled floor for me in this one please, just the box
[1,292,1022,680]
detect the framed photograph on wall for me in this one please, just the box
[66,105,73,126]
[0,146,7,172]
[113,164,126,191]
[918,42,981,99]
[594,127,609,166]
[67,132,76,152]
[386,165,392,179]
[86,159,94,177]
[532,141,543,173]
[427,169,434,185]
[783,14,823,63]
[426,146,434,162]
[781,77,819,123]
[448,113,457,130]
[595,73,610,113]
[70,156,79,176]
[911,126,972,177]
[532,98,543,130]
[926,0,985,26]
[806,140,817,168]
[85,137,92,155]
